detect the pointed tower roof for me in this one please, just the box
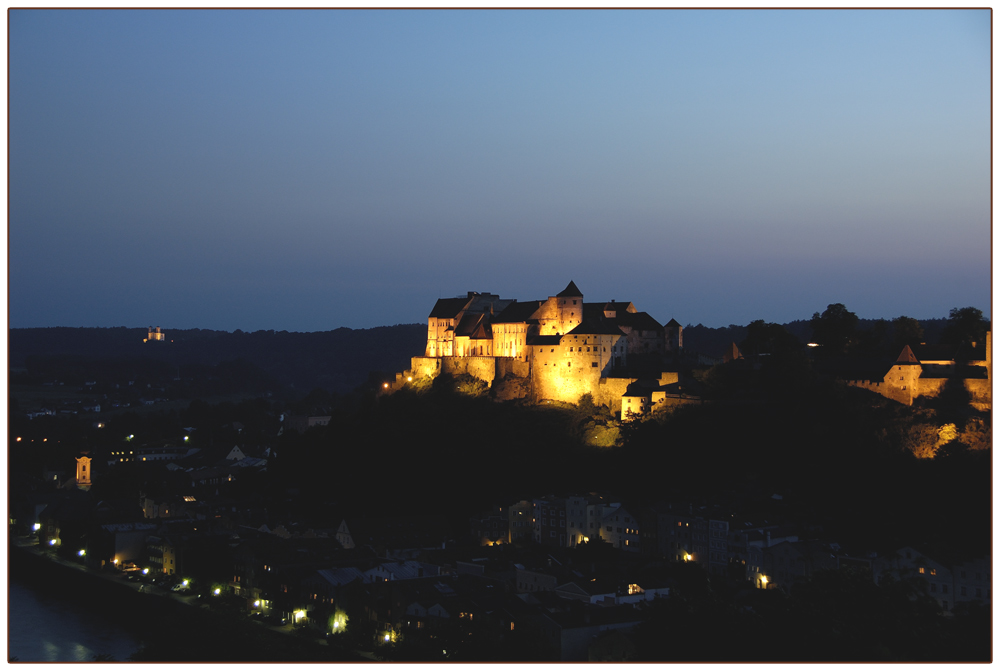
[666,318,682,328]
[896,345,920,365]
[556,280,582,297]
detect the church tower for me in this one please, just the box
[75,455,92,490]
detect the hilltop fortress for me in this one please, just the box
[390,281,688,418]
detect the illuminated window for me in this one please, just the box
[919,568,925,574]
[930,569,936,576]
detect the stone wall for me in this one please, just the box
[496,357,530,379]
[441,355,497,386]
[595,377,635,415]
[411,356,442,380]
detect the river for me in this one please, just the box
[8,578,142,662]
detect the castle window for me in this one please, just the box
[592,362,598,367]
[567,362,571,367]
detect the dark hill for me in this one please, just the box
[10,325,426,394]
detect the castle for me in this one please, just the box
[845,334,991,410]
[391,281,687,418]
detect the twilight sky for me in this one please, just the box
[9,9,992,332]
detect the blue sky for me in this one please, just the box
[9,9,991,331]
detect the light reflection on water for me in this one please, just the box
[9,579,141,662]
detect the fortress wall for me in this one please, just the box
[916,378,946,399]
[441,356,497,385]
[660,371,680,385]
[848,379,913,405]
[595,377,635,414]
[965,378,991,402]
[411,356,442,379]
[496,358,530,379]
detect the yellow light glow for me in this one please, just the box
[384,633,391,642]
[254,600,261,607]
[407,376,412,382]
[383,383,389,388]
[214,588,221,595]
[113,558,119,565]
[761,576,768,587]
[78,549,86,557]
[294,610,306,621]
[33,523,40,531]
[16,437,21,442]
[684,554,692,562]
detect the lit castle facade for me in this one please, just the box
[393,281,685,417]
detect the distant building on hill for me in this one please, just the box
[145,326,165,342]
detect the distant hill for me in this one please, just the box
[10,325,426,394]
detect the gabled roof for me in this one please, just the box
[455,313,486,337]
[566,318,625,336]
[493,300,543,324]
[895,345,920,365]
[469,321,492,340]
[616,311,663,332]
[317,567,365,587]
[429,297,472,319]
[556,280,582,298]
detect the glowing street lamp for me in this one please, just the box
[78,549,86,557]
[32,523,41,531]
[213,588,221,596]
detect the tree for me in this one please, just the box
[940,307,988,348]
[892,316,924,353]
[810,304,859,356]
[740,320,802,358]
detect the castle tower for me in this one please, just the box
[886,345,922,405]
[75,455,92,490]
[665,318,683,351]
[554,280,583,335]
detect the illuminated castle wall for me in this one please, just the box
[403,281,682,414]
[846,334,992,410]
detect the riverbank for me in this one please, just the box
[9,542,366,662]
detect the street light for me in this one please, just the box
[78,549,86,557]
